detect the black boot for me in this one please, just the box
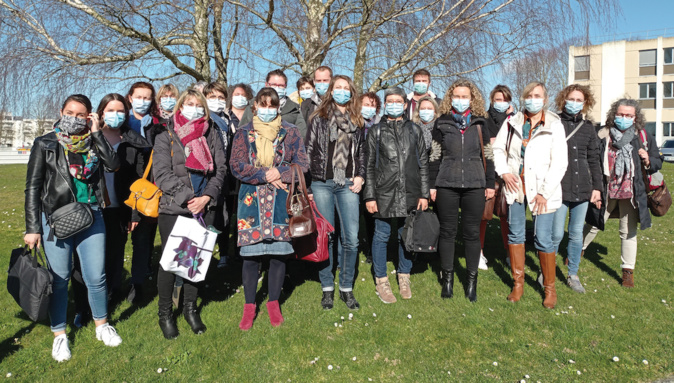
[465,270,478,303]
[339,290,360,310]
[158,305,179,339]
[183,301,207,334]
[441,269,454,299]
[321,291,334,310]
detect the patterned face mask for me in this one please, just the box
[59,115,88,135]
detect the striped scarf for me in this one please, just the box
[329,108,358,186]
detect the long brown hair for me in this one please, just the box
[310,75,363,127]
[96,93,130,127]
[439,79,488,118]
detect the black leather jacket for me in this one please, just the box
[363,117,430,218]
[305,114,366,187]
[25,130,120,234]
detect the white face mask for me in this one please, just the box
[182,105,205,120]
[207,99,226,113]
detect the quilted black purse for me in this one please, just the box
[47,202,93,241]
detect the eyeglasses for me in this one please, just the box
[616,113,635,118]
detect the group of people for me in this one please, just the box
[23,65,663,362]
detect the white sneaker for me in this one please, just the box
[52,334,71,362]
[96,324,122,347]
[478,251,489,270]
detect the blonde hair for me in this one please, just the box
[412,96,439,125]
[175,89,210,121]
[156,84,180,106]
[439,79,487,118]
[554,84,596,114]
[520,82,548,106]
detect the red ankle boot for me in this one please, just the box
[239,303,256,331]
[266,300,284,327]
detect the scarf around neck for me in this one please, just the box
[451,110,472,131]
[174,111,213,173]
[252,115,282,168]
[330,108,358,186]
[610,127,635,178]
[55,121,99,180]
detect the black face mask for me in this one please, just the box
[59,115,88,135]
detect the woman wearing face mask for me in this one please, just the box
[228,83,255,133]
[493,81,568,309]
[549,85,602,293]
[230,88,309,330]
[305,75,366,311]
[429,79,495,302]
[582,98,662,288]
[24,94,122,362]
[359,92,382,264]
[152,89,227,339]
[412,95,440,157]
[157,84,180,120]
[297,76,315,104]
[479,85,516,270]
[126,82,160,143]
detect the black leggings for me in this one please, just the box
[242,256,286,304]
[436,187,485,273]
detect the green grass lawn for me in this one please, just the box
[0,163,672,382]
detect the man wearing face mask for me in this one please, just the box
[239,69,307,139]
[301,66,333,136]
[405,69,442,119]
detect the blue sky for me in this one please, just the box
[590,0,673,42]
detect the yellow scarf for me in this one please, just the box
[253,115,282,167]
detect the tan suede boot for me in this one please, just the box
[398,273,412,299]
[507,244,525,302]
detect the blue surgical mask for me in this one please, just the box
[232,95,248,109]
[565,100,584,115]
[493,101,509,113]
[132,98,152,115]
[104,112,126,129]
[413,82,429,94]
[385,102,405,118]
[419,109,435,123]
[300,89,314,100]
[257,107,278,123]
[452,98,471,114]
[272,86,286,98]
[333,89,351,105]
[315,82,329,96]
[361,106,376,120]
[181,106,205,120]
[614,116,634,131]
[160,97,176,112]
[524,98,545,114]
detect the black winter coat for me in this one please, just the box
[305,114,366,187]
[429,114,495,189]
[25,130,120,234]
[151,119,227,216]
[363,117,429,218]
[487,106,514,137]
[112,127,152,223]
[586,127,662,231]
[558,111,603,202]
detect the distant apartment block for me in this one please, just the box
[0,114,55,149]
[569,36,674,145]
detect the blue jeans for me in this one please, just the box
[312,179,360,292]
[507,199,555,253]
[552,201,589,276]
[372,218,413,278]
[41,206,107,332]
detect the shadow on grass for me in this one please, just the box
[0,319,38,364]
[581,242,621,283]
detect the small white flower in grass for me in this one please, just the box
[601,278,605,281]
[327,365,333,370]
[349,313,353,318]
[662,299,667,303]
[391,270,396,274]
[569,359,575,364]
[447,371,451,375]
[368,379,373,382]
[643,359,649,365]
[365,323,369,326]
[334,323,338,327]
[568,306,573,309]
[372,313,377,317]
[341,316,345,320]
[594,289,597,293]
[556,313,560,316]
[488,308,494,312]
[493,361,498,366]
[361,278,365,281]
[520,380,526,383]
[6,373,12,378]
[577,370,582,375]
[339,324,342,327]
[525,375,530,379]
[157,368,163,374]
[353,357,357,361]
[315,357,320,361]
[235,289,240,293]
[611,315,615,319]
[310,360,315,365]
[612,356,620,362]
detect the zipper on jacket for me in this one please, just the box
[461,133,465,188]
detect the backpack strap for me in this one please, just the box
[477,124,487,173]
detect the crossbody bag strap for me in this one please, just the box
[565,120,585,142]
[142,151,154,181]
[477,124,486,173]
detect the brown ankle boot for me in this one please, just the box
[539,251,558,309]
[507,244,525,302]
[622,268,634,288]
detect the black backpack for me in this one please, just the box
[401,210,440,253]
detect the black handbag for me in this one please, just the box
[401,210,440,253]
[7,246,53,322]
[47,202,93,241]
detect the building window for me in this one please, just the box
[639,49,657,76]
[665,48,673,65]
[640,83,656,99]
[664,122,674,137]
[645,122,656,137]
[665,82,674,98]
[574,55,590,80]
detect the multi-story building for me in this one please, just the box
[568,36,674,145]
[0,113,54,148]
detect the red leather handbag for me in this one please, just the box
[290,201,334,262]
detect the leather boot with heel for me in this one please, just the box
[183,301,207,334]
[465,270,478,302]
[507,244,525,302]
[158,305,179,340]
[440,269,454,299]
[539,251,558,309]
